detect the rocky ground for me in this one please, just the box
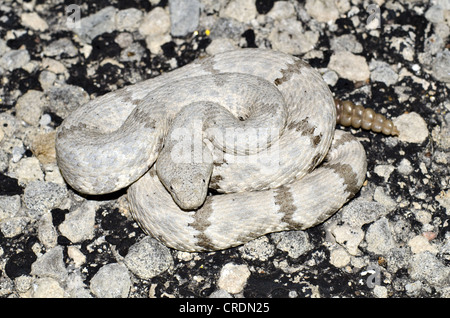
[0,0,449,298]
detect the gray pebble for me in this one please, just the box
[239,236,275,261]
[23,180,67,219]
[339,198,388,228]
[0,216,30,238]
[365,217,396,254]
[409,251,450,287]
[90,263,131,298]
[43,84,89,119]
[432,49,450,83]
[31,246,68,283]
[116,8,143,32]
[0,195,21,220]
[271,230,312,258]
[75,6,117,42]
[124,237,173,279]
[0,49,30,71]
[370,60,399,86]
[43,38,78,58]
[169,0,200,37]
[58,201,97,243]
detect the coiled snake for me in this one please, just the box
[55,49,397,252]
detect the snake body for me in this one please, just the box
[55,49,385,252]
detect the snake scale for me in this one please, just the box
[55,49,397,252]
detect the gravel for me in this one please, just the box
[0,0,449,299]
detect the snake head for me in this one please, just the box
[166,172,210,210]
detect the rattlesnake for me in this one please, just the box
[55,49,397,252]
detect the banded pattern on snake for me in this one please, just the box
[55,49,397,252]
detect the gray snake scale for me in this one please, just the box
[55,49,395,252]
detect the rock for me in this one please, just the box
[116,8,143,32]
[43,38,78,58]
[339,198,388,228]
[329,246,351,267]
[393,112,429,144]
[271,230,313,258]
[169,0,200,36]
[432,49,450,83]
[330,34,363,53]
[58,201,97,243]
[269,19,319,55]
[31,277,65,298]
[370,60,399,86]
[221,0,257,23]
[409,252,450,287]
[90,263,131,298]
[20,12,48,31]
[124,237,173,279]
[31,131,57,165]
[67,246,86,267]
[373,285,388,298]
[23,180,67,218]
[365,217,396,254]
[37,212,58,249]
[397,158,413,175]
[43,84,89,119]
[328,51,370,82]
[15,90,45,126]
[0,195,21,220]
[145,34,172,55]
[0,216,30,238]
[76,6,117,42]
[407,235,439,254]
[331,224,364,255]
[266,1,296,21]
[31,246,68,283]
[217,262,251,294]
[0,49,30,71]
[239,236,275,261]
[11,157,44,186]
[305,0,340,23]
[139,7,171,36]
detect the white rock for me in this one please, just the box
[31,277,65,298]
[90,263,131,298]
[12,157,44,185]
[15,90,45,126]
[58,201,97,243]
[329,246,351,267]
[139,7,171,36]
[115,8,143,32]
[0,49,30,71]
[20,12,48,31]
[67,246,86,267]
[221,0,257,23]
[124,237,173,279]
[331,224,364,255]
[269,19,319,55]
[365,217,396,254]
[408,235,438,254]
[267,1,296,21]
[328,51,370,81]
[393,112,429,143]
[305,0,340,23]
[145,33,172,54]
[217,263,251,294]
